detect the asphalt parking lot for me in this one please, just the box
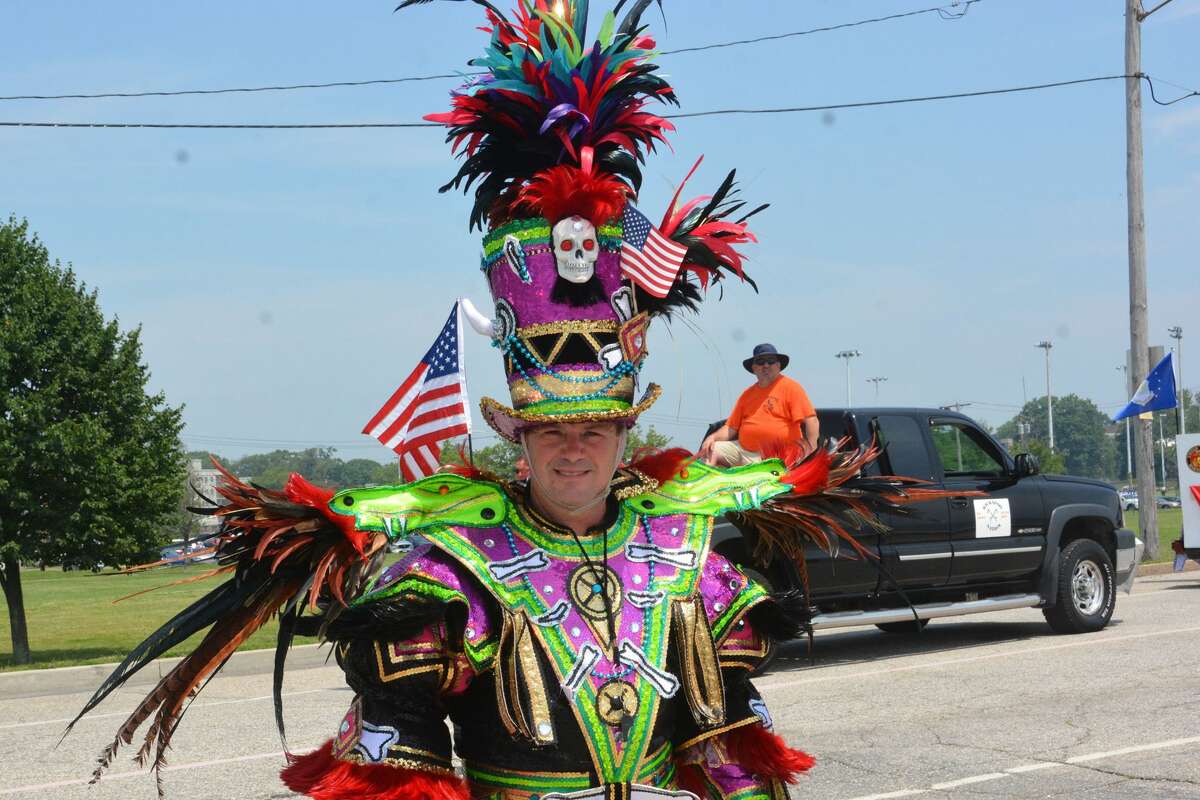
[2,570,1197,799]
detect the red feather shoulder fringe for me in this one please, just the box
[673,762,710,799]
[726,724,816,782]
[627,447,695,486]
[281,740,469,800]
[515,164,630,225]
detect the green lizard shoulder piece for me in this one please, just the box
[326,473,510,540]
[622,459,792,518]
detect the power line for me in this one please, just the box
[1143,74,1200,106]
[0,1,980,102]
[657,0,980,56]
[668,75,1138,119]
[4,73,1176,130]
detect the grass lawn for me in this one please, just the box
[0,564,316,672]
[1123,507,1183,562]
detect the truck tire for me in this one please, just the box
[1042,539,1116,634]
[875,618,929,634]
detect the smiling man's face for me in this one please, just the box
[522,421,625,514]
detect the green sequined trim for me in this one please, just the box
[421,514,714,782]
[515,397,630,415]
[711,579,768,642]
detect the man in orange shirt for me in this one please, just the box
[699,343,820,466]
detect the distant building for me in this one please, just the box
[187,459,224,532]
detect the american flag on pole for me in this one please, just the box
[619,203,688,299]
[362,302,471,482]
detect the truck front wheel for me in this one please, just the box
[1042,539,1116,634]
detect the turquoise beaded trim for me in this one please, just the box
[498,334,638,403]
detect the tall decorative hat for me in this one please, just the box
[407,0,765,441]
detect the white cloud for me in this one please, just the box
[1150,105,1200,136]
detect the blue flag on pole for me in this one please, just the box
[1113,351,1177,422]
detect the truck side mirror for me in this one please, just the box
[1014,452,1040,477]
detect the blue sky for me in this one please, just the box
[3,0,1198,460]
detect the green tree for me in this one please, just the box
[0,217,186,665]
[997,395,1116,479]
[623,425,672,461]
[1023,439,1067,475]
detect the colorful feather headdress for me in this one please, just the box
[400,0,766,439]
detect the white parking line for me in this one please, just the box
[0,745,320,796]
[839,734,1200,800]
[758,625,1200,691]
[0,688,337,731]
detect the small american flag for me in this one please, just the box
[620,203,688,299]
[362,302,471,481]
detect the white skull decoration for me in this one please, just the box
[552,216,598,284]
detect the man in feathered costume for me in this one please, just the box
[69,3,954,798]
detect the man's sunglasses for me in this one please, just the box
[752,357,778,366]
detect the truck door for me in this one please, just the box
[800,410,883,597]
[865,414,952,588]
[928,418,1046,583]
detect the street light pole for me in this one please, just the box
[1036,341,1054,450]
[867,376,888,402]
[1169,326,1184,434]
[835,350,861,407]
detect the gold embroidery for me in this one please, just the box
[339,752,457,776]
[516,319,619,338]
[673,597,726,728]
[508,372,636,408]
[480,384,663,443]
[674,716,762,752]
[513,612,556,744]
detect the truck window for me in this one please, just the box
[871,415,934,480]
[929,422,1006,477]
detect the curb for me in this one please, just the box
[1137,559,1199,577]
[0,642,337,700]
[5,563,1197,699]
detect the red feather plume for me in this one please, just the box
[282,740,470,800]
[515,164,630,225]
[627,447,695,486]
[726,724,816,781]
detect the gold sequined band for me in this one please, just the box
[517,319,619,339]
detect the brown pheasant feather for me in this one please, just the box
[68,460,387,797]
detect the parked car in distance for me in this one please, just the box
[1118,488,1139,511]
[1157,495,1182,508]
[160,540,217,565]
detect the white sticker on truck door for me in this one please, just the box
[973,498,1011,538]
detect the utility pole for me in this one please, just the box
[1127,0,1168,559]
[867,376,888,402]
[1169,325,1184,434]
[1036,341,1054,450]
[835,350,861,407]
[1118,365,1133,481]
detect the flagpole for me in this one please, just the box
[457,298,475,466]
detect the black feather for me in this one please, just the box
[295,594,449,643]
[273,604,300,752]
[395,0,510,24]
[64,577,248,735]
[747,591,813,641]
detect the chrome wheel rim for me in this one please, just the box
[1072,560,1104,616]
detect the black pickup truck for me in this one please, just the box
[713,407,1143,635]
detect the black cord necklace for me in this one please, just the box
[567,517,618,656]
